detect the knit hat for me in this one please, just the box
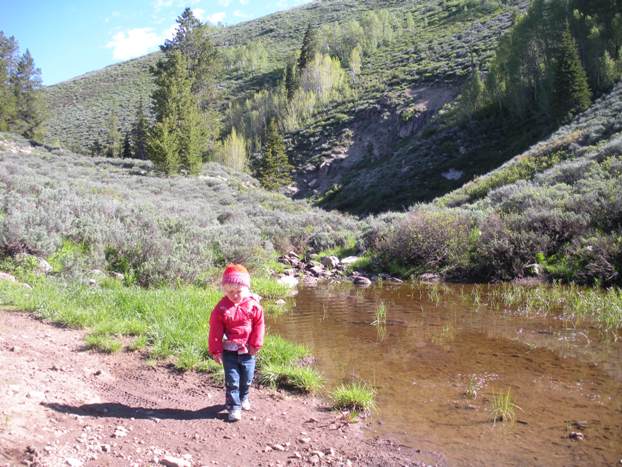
[221,263,250,288]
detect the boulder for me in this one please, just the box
[302,276,318,287]
[320,256,340,269]
[352,275,372,287]
[277,275,299,288]
[0,272,17,282]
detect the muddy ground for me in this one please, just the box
[0,310,443,467]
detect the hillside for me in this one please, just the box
[0,133,359,286]
[362,81,622,285]
[43,0,528,211]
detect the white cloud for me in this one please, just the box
[233,9,249,18]
[218,0,232,6]
[106,28,162,60]
[206,12,226,24]
[193,7,206,20]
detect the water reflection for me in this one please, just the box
[268,283,622,466]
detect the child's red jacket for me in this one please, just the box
[208,294,265,356]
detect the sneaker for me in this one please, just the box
[228,409,242,422]
[241,399,251,411]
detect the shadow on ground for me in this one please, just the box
[42,402,226,421]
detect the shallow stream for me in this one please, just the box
[267,283,622,466]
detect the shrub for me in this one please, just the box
[374,207,475,278]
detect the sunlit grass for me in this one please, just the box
[489,388,521,425]
[0,277,316,391]
[487,282,622,332]
[371,301,386,326]
[331,381,376,412]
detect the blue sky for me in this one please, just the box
[1,0,311,85]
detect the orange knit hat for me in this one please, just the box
[221,263,250,288]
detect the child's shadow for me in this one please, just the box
[42,401,227,421]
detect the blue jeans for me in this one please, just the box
[223,350,256,410]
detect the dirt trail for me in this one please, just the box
[0,311,441,467]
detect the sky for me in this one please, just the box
[1,0,311,86]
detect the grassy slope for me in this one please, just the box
[0,132,359,286]
[43,0,527,213]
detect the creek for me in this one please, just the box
[267,283,622,466]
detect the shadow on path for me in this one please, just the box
[42,402,226,421]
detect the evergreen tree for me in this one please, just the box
[148,116,180,175]
[104,113,121,158]
[121,131,132,158]
[11,49,44,140]
[131,98,149,160]
[256,119,292,190]
[298,23,319,72]
[552,27,592,123]
[148,50,204,175]
[0,32,17,131]
[285,61,297,101]
[157,7,220,156]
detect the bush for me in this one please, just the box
[374,207,475,278]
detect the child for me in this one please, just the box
[208,264,265,422]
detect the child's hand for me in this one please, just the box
[249,346,259,355]
[213,353,222,364]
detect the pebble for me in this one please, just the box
[65,458,82,467]
[272,444,286,452]
[160,454,192,467]
[570,431,585,441]
[298,437,311,444]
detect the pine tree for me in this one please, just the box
[298,23,319,72]
[148,116,180,175]
[11,49,44,140]
[131,98,149,160]
[256,120,292,190]
[0,32,18,131]
[158,7,220,156]
[104,113,121,158]
[552,27,592,123]
[122,131,132,158]
[285,61,297,101]
[148,50,204,175]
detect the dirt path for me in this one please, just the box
[0,311,441,467]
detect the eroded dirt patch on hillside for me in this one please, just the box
[0,311,441,466]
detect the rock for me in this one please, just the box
[287,251,300,259]
[65,458,82,467]
[290,452,302,459]
[298,437,311,444]
[264,446,273,453]
[309,455,320,465]
[89,269,106,276]
[309,265,324,277]
[321,256,340,269]
[419,273,441,283]
[277,275,299,288]
[112,426,129,438]
[341,256,360,266]
[352,276,372,287]
[524,263,542,276]
[0,272,17,282]
[570,432,585,441]
[275,299,287,306]
[302,276,318,287]
[16,254,53,275]
[111,272,124,280]
[88,278,97,287]
[160,455,192,467]
[310,450,325,458]
[272,444,286,452]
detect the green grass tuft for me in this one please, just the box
[489,388,520,425]
[331,381,376,412]
[257,363,323,393]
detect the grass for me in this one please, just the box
[489,388,520,425]
[370,302,386,326]
[0,276,318,390]
[487,282,622,333]
[331,381,376,412]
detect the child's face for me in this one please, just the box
[224,284,249,304]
